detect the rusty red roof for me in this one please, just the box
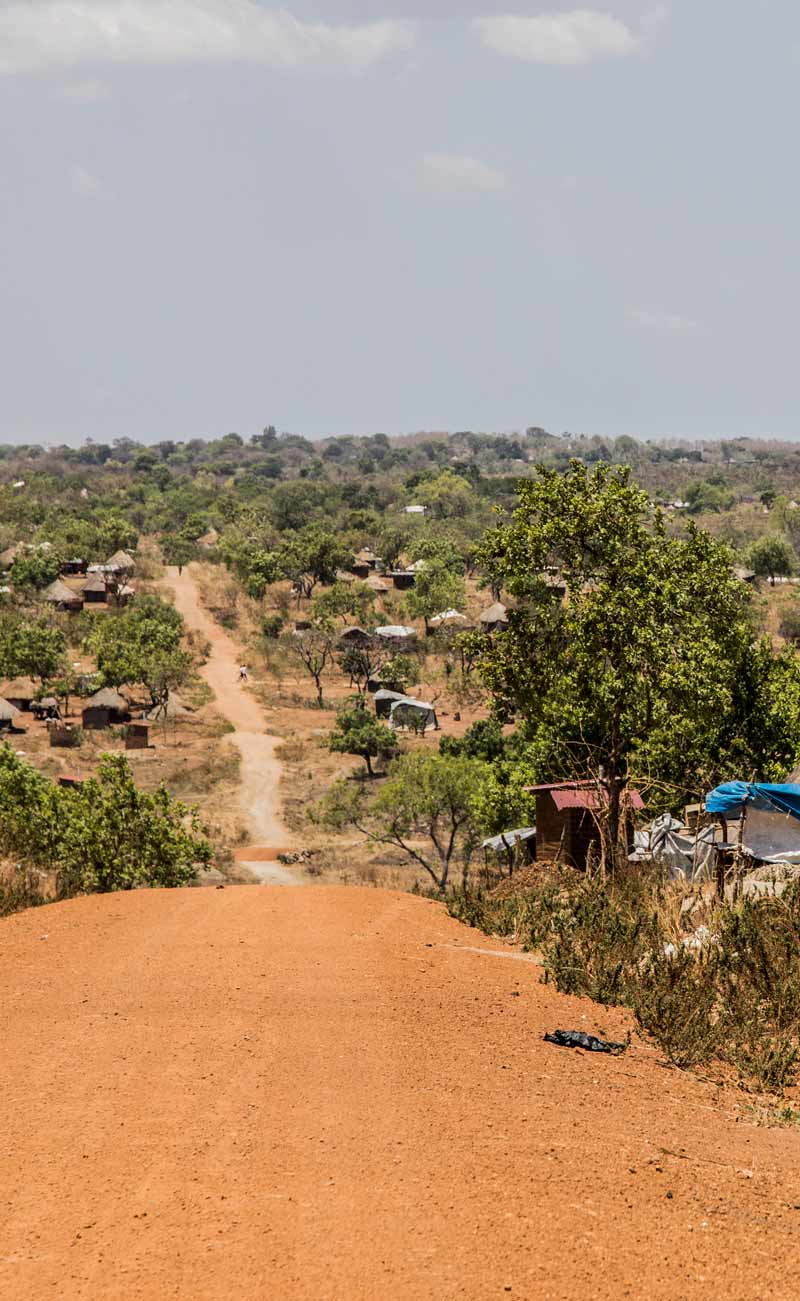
[524,780,644,812]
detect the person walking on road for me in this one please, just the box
[238,665,248,683]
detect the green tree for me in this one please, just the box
[746,535,795,585]
[0,616,67,682]
[316,751,485,893]
[311,580,376,626]
[414,470,476,520]
[326,697,399,776]
[278,526,349,601]
[0,748,210,893]
[286,627,335,706]
[10,548,61,590]
[88,594,189,704]
[405,560,466,633]
[477,461,800,854]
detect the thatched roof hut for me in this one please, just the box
[42,579,84,611]
[0,677,36,709]
[366,575,390,594]
[0,698,22,724]
[479,602,509,632]
[82,573,108,602]
[106,549,136,574]
[82,687,131,729]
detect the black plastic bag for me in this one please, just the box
[543,1029,626,1055]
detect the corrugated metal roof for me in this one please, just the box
[550,788,644,812]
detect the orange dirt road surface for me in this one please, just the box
[3,887,800,1299]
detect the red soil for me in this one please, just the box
[2,886,800,1298]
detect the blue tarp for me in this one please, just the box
[705,782,800,822]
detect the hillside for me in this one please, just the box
[2,886,800,1299]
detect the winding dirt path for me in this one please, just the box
[164,566,296,882]
[3,886,800,1299]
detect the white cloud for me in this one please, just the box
[422,151,507,193]
[58,79,112,101]
[472,8,664,67]
[71,165,107,198]
[626,306,700,334]
[0,1,416,74]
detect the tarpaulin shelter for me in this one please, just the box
[388,696,438,733]
[705,782,800,863]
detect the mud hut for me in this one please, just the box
[81,687,131,730]
[479,602,509,633]
[0,677,36,711]
[525,781,644,870]
[82,573,109,604]
[106,549,136,577]
[366,575,390,595]
[0,698,22,730]
[42,579,84,613]
[338,626,372,648]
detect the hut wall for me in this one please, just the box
[49,726,80,748]
[535,793,599,869]
[82,706,111,730]
[84,589,107,604]
[125,725,150,750]
[392,573,415,591]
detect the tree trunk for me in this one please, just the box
[315,676,324,707]
[365,753,373,777]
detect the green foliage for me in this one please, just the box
[315,751,486,892]
[10,548,61,590]
[405,560,466,630]
[0,747,210,895]
[413,469,476,519]
[326,697,399,775]
[779,597,800,643]
[87,594,190,704]
[0,616,67,682]
[311,580,375,626]
[746,534,795,584]
[684,480,735,514]
[477,462,800,836]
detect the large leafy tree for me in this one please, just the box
[10,548,61,591]
[405,560,466,633]
[88,594,190,705]
[746,534,795,585]
[477,461,800,848]
[0,616,67,682]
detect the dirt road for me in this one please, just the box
[164,566,296,882]
[3,886,800,1299]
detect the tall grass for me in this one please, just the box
[449,869,800,1093]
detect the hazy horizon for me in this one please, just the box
[3,1,800,444]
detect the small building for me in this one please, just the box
[0,698,22,731]
[81,687,131,730]
[525,781,644,870]
[428,609,469,632]
[404,504,426,515]
[0,677,36,711]
[338,626,372,648]
[388,570,416,591]
[60,557,87,576]
[334,569,355,584]
[388,696,438,734]
[374,688,407,718]
[373,624,417,645]
[125,720,152,750]
[482,826,537,870]
[58,774,84,788]
[32,696,61,721]
[109,583,136,608]
[49,722,81,748]
[479,602,509,633]
[82,573,109,604]
[366,575,390,595]
[42,579,84,613]
[352,548,377,578]
[106,549,136,577]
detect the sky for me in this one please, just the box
[1,0,799,445]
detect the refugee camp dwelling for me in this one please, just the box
[365,574,390,595]
[338,626,371,648]
[479,602,509,633]
[0,543,20,571]
[106,550,136,578]
[374,688,406,718]
[109,583,136,609]
[387,696,438,733]
[42,578,84,613]
[482,827,537,870]
[526,780,644,870]
[404,504,426,515]
[81,687,131,730]
[428,609,469,633]
[82,573,109,604]
[388,568,416,591]
[60,557,87,576]
[352,548,377,578]
[0,698,22,732]
[373,624,417,646]
[0,677,36,712]
[125,720,152,751]
[31,697,61,721]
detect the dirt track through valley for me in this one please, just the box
[4,886,800,1299]
[163,566,296,882]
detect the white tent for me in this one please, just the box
[374,625,417,641]
[429,609,468,629]
[388,696,438,732]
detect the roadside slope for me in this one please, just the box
[2,887,800,1299]
[163,565,295,879]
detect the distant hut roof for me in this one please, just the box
[117,584,136,597]
[85,687,129,710]
[334,569,355,583]
[481,827,537,853]
[355,548,376,563]
[374,624,417,639]
[429,609,467,628]
[43,578,81,605]
[0,698,22,721]
[82,574,108,593]
[479,602,508,625]
[339,625,370,640]
[36,696,59,709]
[106,549,135,569]
[366,575,390,593]
[0,544,20,568]
[0,677,36,700]
[146,694,195,721]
